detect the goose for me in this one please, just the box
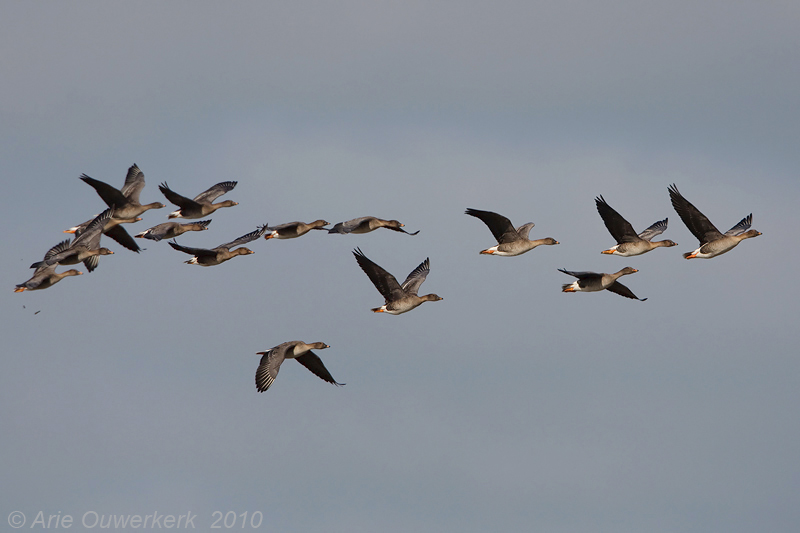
[168,225,266,266]
[595,195,677,256]
[353,247,442,314]
[31,209,114,272]
[135,220,211,241]
[558,267,646,301]
[465,208,559,256]
[16,242,84,292]
[159,181,238,219]
[264,220,329,239]
[255,341,343,392]
[80,163,165,219]
[668,184,761,259]
[329,216,419,235]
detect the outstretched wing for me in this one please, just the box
[105,225,141,252]
[120,163,145,203]
[81,175,128,209]
[73,208,113,248]
[194,181,237,203]
[295,352,344,386]
[400,257,431,296]
[353,248,404,301]
[595,195,638,243]
[219,225,267,249]
[255,347,285,392]
[168,240,215,258]
[465,208,520,244]
[557,268,598,280]
[724,214,752,236]
[159,182,201,210]
[606,281,647,301]
[668,184,723,244]
[637,218,668,241]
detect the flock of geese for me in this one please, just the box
[15,164,762,392]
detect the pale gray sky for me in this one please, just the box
[2,2,799,532]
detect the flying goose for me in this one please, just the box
[595,195,676,256]
[255,341,343,392]
[559,267,646,301]
[159,181,238,219]
[465,208,559,256]
[329,216,418,235]
[353,248,442,314]
[168,225,266,266]
[668,184,761,259]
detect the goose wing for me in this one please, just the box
[668,184,723,244]
[637,218,668,241]
[81,175,129,209]
[219,225,267,250]
[724,214,753,236]
[193,181,237,203]
[120,163,145,203]
[465,208,520,244]
[255,346,286,392]
[595,196,639,243]
[295,352,344,386]
[606,281,647,301]
[159,182,202,210]
[400,257,431,296]
[353,248,405,301]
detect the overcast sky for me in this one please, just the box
[2,2,799,532]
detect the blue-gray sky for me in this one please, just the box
[2,2,799,532]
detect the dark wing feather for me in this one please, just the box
[81,175,129,208]
[120,163,145,203]
[295,352,344,386]
[105,225,141,252]
[465,208,519,244]
[168,240,216,258]
[194,181,237,203]
[668,184,723,244]
[595,196,638,243]
[219,225,267,249]
[384,225,420,235]
[159,182,201,210]
[353,248,404,301]
[557,268,600,280]
[606,281,647,301]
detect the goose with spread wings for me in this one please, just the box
[353,247,442,314]
[135,220,211,241]
[668,184,761,259]
[30,209,114,273]
[168,225,266,266]
[264,220,329,239]
[255,341,343,392]
[16,241,84,292]
[80,163,165,220]
[595,195,677,256]
[559,267,647,301]
[465,208,559,256]
[159,181,238,219]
